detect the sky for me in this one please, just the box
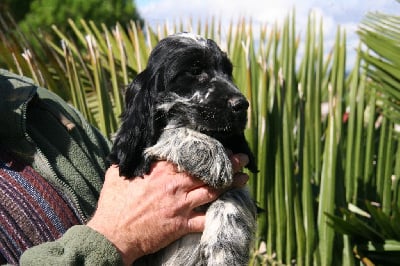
[135,0,400,68]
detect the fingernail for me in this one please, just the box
[237,153,249,168]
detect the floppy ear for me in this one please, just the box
[108,69,163,178]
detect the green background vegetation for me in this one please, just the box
[0,0,142,31]
[1,1,400,265]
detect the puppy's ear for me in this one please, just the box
[108,70,163,178]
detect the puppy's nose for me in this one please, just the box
[228,97,249,112]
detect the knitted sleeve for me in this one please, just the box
[19,225,123,266]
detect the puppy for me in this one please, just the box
[108,32,257,266]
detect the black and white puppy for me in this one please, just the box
[109,32,257,266]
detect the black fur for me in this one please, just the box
[108,33,257,266]
[108,33,257,179]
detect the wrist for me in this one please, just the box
[87,217,143,265]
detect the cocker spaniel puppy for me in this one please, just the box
[108,32,257,266]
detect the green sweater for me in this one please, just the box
[0,69,123,265]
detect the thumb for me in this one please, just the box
[187,213,206,233]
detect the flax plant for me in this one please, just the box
[1,10,400,266]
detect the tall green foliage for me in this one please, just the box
[0,11,399,266]
[326,12,400,265]
[1,0,142,32]
[25,0,142,31]
[0,0,31,22]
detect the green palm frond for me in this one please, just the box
[327,202,400,265]
[359,12,400,125]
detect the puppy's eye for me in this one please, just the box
[187,60,204,76]
[189,66,203,76]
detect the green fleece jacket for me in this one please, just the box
[0,69,123,265]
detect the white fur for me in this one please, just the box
[139,127,257,266]
[173,32,207,47]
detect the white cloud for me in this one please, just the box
[138,0,399,35]
[136,0,400,69]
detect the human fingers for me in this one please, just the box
[186,185,221,209]
[186,212,206,233]
[147,161,204,188]
[229,153,249,173]
[231,172,249,188]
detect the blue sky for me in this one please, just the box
[135,0,400,68]
[136,0,399,28]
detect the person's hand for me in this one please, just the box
[87,154,249,265]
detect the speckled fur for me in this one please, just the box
[109,33,258,266]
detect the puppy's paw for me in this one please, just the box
[177,132,232,188]
[144,127,233,188]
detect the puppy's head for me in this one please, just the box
[109,33,257,177]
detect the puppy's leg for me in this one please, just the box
[135,190,257,266]
[200,188,257,266]
[144,127,233,188]
[145,127,256,266]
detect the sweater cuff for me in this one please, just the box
[64,225,123,262]
[20,225,123,265]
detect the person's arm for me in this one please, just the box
[20,154,249,266]
[19,225,123,265]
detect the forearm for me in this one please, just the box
[19,225,123,266]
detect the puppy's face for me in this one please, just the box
[151,33,249,138]
[110,33,257,177]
